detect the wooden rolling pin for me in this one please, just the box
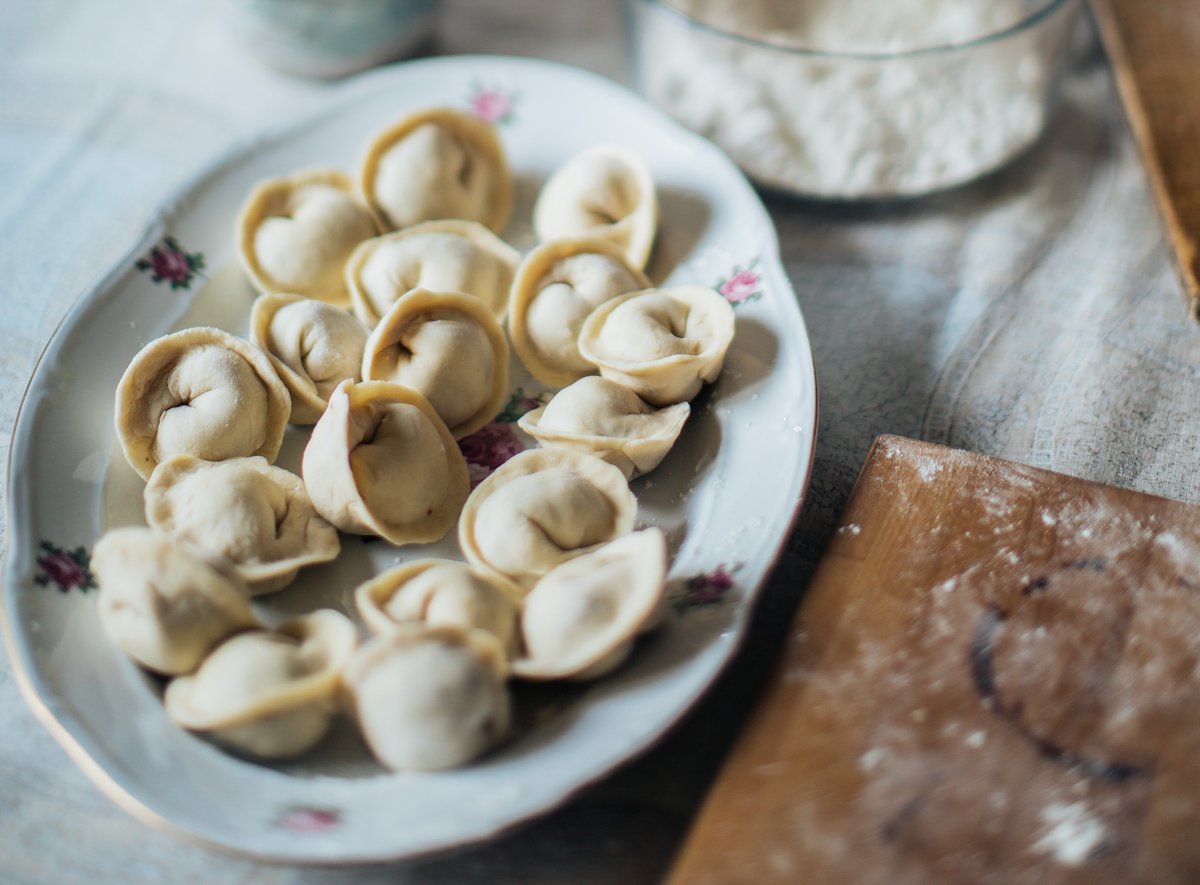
[666,435,1200,884]
[1091,0,1200,319]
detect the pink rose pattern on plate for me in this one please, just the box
[459,422,526,488]
[458,388,550,486]
[672,562,744,613]
[494,387,549,424]
[33,541,96,593]
[276,806,342,834]
[467,83,517,126]
[716,259,763,306]
[135,236,205,290]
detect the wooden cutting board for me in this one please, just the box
[667,435,1200,885]
[1091,0,1200,319]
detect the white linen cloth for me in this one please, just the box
[0,1,1193,881]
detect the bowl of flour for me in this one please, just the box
[626,0,1080,199]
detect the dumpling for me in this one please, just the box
[355,559,521,656]
[518,376,690,479]
[532,145,657,269]
[345,220,520,327]
[164,609,357,759]
[115,327,291,480]
[513,528,668,681]
[577,286,735,406]
[345,625,509,771]
[92,527,257,676]
[144,455,341,595]
[236,168,378,306]
[361,288,508,439]
[249,293,368,424]
[458,448,637,591]
[507,237,651,387]
[359,107,513,233]
[301,379,470,545]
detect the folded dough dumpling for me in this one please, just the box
[361,289,508,439]
[518,376,690,479]
[355,559,521,656]
[145,455,341,595]
[513,528,668,681]
[92,527,257,676]
[578,286,736,406]
[359,107,513,233]
[346,625,510,772]
[346,220,520,327]
[302,379,470,545]
[249,293,368,424]
[532,145,658,269]
[459,448,637,591]
[236,168,378,306]
[508,237,651,388]
[115,327,291,480]
[165,609,357,759]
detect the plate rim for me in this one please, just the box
[0,53,820,865]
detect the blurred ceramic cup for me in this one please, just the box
[226,0,442,79]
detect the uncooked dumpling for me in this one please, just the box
[508,237,651,387]
[346,220,520,327]
[355,559,521,656]
[361,288,508,439]
[518,376,690,479]
[532,145,657,269]
[513,528,668,681]
[115,326,291,480]
[236,168,378,306]
[164,609,358,759]
[346,625,510,771]
[92,527,257,676]
[301,379,470,545]
[577,286,735,406]
[144,455,341,595]
[249,293,368,424]
[359,107,513,233]
[458,448,637,590]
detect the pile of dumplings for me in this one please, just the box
[93,106,736,772]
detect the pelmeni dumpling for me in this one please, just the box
[302,379,469,545]
[518,376,690,479]
[115,327,291,480]
[577,286,736,406]
[249,293,369,424]
[359,107,513,233]
[145,455,341,595]
[236,168,378,306]
[346,625,510,772]
[508,237,651,387]
[459,448,638,591]
[532,145,658,269]
[355,560,521,656]
[361,289,508,439]
[92,527,258,676]
[346,220,520,327]
[165,609,357,759]
[513,528,668,681]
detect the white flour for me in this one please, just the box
[633,0,1076,198]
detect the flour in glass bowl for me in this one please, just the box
[630,0,1079,198]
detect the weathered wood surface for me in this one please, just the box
[1092,0,1200,318]
[669,435,1200,885]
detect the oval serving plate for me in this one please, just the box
[1,56,816,863]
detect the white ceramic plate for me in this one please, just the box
[1,56,816,863]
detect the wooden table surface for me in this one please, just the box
[2,2,1200,882]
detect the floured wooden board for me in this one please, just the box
[667,434,1200,885]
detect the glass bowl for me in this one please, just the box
[625,0,1081,199]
